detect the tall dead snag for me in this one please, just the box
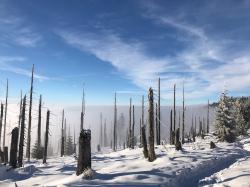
[0,103,3,147]
[173,84,176,144]
[73,128,76,154]
[38,95,42,147]
[192,114,195,142]
[3,79,8,148]
[157,77,161,145]
[27,64,34,162]
[80,87,85,130]
[76,129,91,176]
[182,83,185,144]
[131,105,135,149]
[61,109,64,157]
[141,95,144,129]
[139,118,142,147]
[3,146,8,164]
[100,113,103,147]
[128,98,132,148]
[43,110,50,164]
[10,127,19,168]
[170,109,173,144]
[113,92,117,151]
[18,95,26,168]
[141,124,148,158]
[17,91,22,150]
[148,88,156,162]
[175,128,182,150]
[155,103,158,144]
[207,100,209,133]
[104,119,107,147]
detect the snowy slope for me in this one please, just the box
[0,135,249,187]
[199,137,250,187]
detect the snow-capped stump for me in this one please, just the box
[82,168,95,180]
[76,129,91,176]
[210,141,216,149]
[10,127,19,168]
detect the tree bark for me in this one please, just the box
[10,127,19,168]
[43,110,50,164]
[76,129,91,175]
[148,88,156,162]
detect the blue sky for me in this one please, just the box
[0,0,250,106]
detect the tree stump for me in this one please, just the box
[3,146,8,164]
[210,141,216,149]
[141,125,148,158]
[175,128,182,151]
[10,127,19,168]
[76,129,91,176]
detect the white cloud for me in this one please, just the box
[0,56,50,81]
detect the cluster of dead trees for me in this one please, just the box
[0,65,52,168]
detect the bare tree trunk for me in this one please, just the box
[76,129,91,175]
[27,64,34,162]
[0,103,3,147]
[61,109,64,157]
[113,92,117,151]
[43,110,50,164]
[158,77,161,145]
[170,109,173,144]
[104,119,107,147]
[173,84,176,144]
[18,95,26,168]
[182,83,185,144]
[17,91,22,154]
[100,113,103,147]
[155,103,158,144]
[141,125,148,158]
[3,146,8,164]
[10,127,19,168]
[80,87,85,130]
[38,95,42,147]
[129,98,132,148]
[131,105,135,149]
[148,88,156,162]
[207,100,209,133]
[139,118,142,147]
[3,79,8,148]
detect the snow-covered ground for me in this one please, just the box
[0,135,249,187]
[199,138,250,187]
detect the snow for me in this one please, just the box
[0,135,249,187]
[199,137,250,187]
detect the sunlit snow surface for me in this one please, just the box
[0,135,249,187]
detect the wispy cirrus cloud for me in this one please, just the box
[0,56,49,81]
[54,1,250,104]
[0,2,42,47]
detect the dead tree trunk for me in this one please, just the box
[141,124,148,158]
[128,98,132,148]
[175,128,182,151]
[207,100,209,133]
[173,84,176,144]
[38,95,42,147]
[43,110,50,164]
[148,88,156,162]
[131,105,135,149]
[157,77,161,145]
[182,83,185,144]
[155,103,158,144]
[113,92,117,151]
[104,119,107,147]
[18,95,26,167]
[3,79,8,148]
[61,110,64,157]
[76,129,91,175]
[17,91,22,153]
[100,113,103,147]
[27,64,34,162]
[139,118,142,147]
[170,109,173,144]
[3,146,8,164]
[192,114,195,142]
[80,87,85,130]
[0,103,3,147]
[10,127,19,168]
